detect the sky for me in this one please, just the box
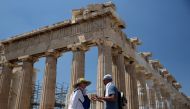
[0,0,190,96]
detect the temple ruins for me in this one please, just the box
[0,2,190,109]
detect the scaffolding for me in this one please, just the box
[30,81,68,109]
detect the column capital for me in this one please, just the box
[67,43,89,52]
[153,82,163,91]
[136,71,146,80]
[18,55,38,63]
[135,64,146,75]
[95,39,114,47]
[1,61,16,68]
[145,72,154,79]
[45,49,61,58]
[104,40,114,47]
[112,48,123,56]
[72,45,89,51]
[124,56,135,65]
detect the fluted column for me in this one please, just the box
[112,50,127,109]
[125,61,139,109]
[137,83,147,109]
[14,56,35,109]
[39,51,59,109]
[172,99,178,109]
[0,62,13,109]
[165,93,172,109]
[175,101,182,109]
[112,50,126,94]
[69,49,85,94]
[96,41,112,109]
[8,66,23,109]
[179,103,183,109]
[146,79,156,109]
[153,84,162,109]
[160,90,168,109]
[136,72,148,109]
[66,49,86,108]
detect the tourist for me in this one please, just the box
[92,74,119,109]
[68,78,91,109]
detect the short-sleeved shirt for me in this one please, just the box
[68,89,84,109]
[105,82,118,109]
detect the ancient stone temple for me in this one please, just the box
[0,2,190,109]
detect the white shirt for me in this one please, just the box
[68,89,84,109]
[105,82,113,97]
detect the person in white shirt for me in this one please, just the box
[92,74,118,109]
[68,78,91,109]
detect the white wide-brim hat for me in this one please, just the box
[73,78,91,88]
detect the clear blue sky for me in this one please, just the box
[0,0,189,96]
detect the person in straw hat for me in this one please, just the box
[68,78,91,109]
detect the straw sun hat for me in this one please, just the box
[73,78,91,88]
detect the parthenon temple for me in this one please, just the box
[0,2,190,109]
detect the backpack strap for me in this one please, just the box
[74,88,80,92]
[78,98,83,103]
[74,88,84,104]
[74,88,90,109]
[73,88,84,104]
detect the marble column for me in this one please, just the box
[8,66,23,109]
[136,72,148,109]
[65,49,86,108]
[96,42,112,109]
[0,63,13,109]
[165,93,172,109]
[176,101,182,109]
[125,61,139,109]
[160,90,168,109]
[112,50,126,94]
[69,50,85,94]
[172,99,178,109]
[39,52,59,109]
[112,50,127,109]
[14,56,35,109]
[154,84,162,109]
[146,79,156,109]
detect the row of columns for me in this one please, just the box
[66,42,138,109]
[0,52,59,109]
[136,71,190,109]
[0,42,190,109]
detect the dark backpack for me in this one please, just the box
[79,95,90,109]
[117,91,127,109]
